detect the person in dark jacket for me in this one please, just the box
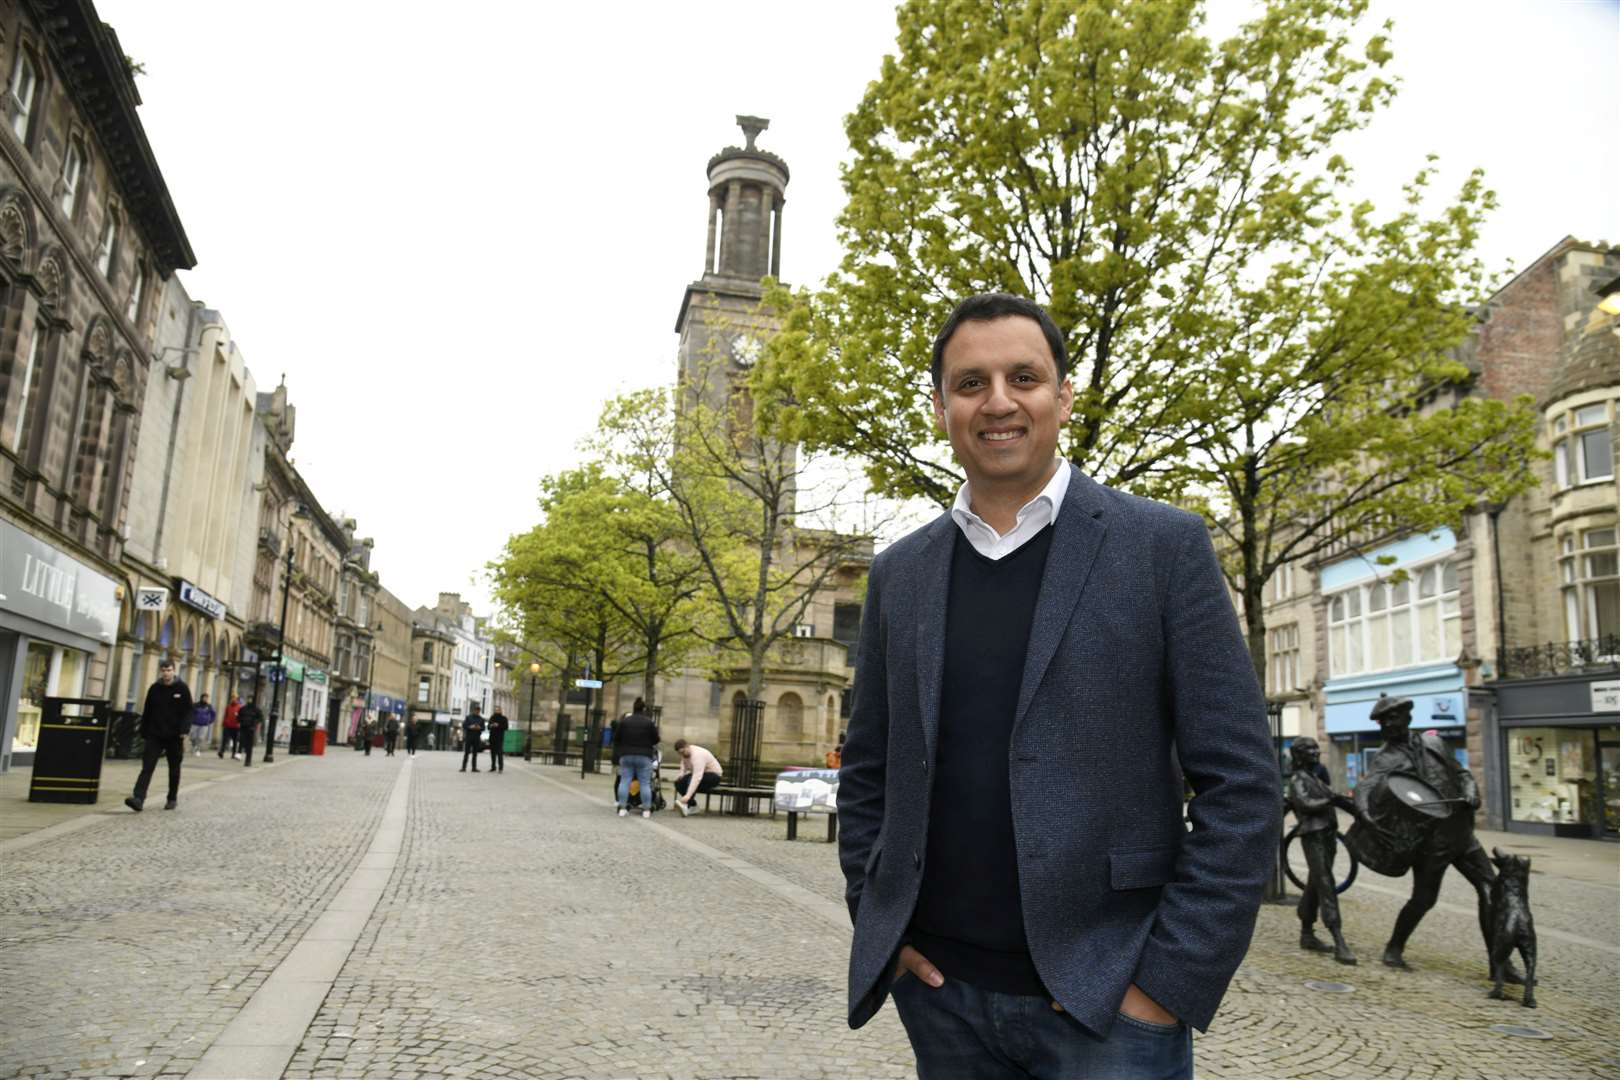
[613,698,659,819]
[384,714,401,757]
[237,700,263,766]
[404,717,419,757]
[360,715,373,757]
[460,703,485,772]
[125,659,193,811]
[486,709,509,773]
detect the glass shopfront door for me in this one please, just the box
[1600,742,1620,837]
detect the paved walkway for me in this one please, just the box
[0,750,1615,1079]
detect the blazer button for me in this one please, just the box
[912,850,921,870]
[921,758,928,773]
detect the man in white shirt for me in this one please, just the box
[672,738,723,817]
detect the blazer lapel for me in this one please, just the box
[914,512,954,762]
[1013,466,1109,732]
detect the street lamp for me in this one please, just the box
[263,503,308,763]
[358,619,383,749]
[525,661,540,761]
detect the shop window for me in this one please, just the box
[10,642,87,753]
[1505,726,1620,828]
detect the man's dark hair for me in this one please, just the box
[159,658,176,670]
[931,293,1069,390]
[633,697,646,713]
[674,738,689,751]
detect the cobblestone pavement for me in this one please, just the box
[1,751,1616,1079]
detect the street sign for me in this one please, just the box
[267,665,285,684]
[574,678,604,689]
[136,587,168,614]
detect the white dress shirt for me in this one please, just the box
[949,461,1070,560]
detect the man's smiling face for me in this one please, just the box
[932,315,1073,499]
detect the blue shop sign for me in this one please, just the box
[1324,662,1465,734]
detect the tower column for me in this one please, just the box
[705,191,720,274]
[722,179,742,274]
[771,198,783,279]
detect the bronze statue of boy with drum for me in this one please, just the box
[1286,736,1358,964]
[1346,694,1523,983]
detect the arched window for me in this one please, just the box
[159,616,174,649]
[777,692,803,739]
[181,625,195,655]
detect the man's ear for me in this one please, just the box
[1058,377,1074,424]
[932,387,947,435]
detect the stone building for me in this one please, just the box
[118,276,261,728]
[242,381,344,749]
[0,1,194,768]
[371,584,414,737]
[328,517,379,743]
[1481,242,1620,838]
[409,612,455,749]
[1254,237,1620,841]
[600,116,864,769]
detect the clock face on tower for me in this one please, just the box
[731,334,763,368]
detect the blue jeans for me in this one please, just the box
[616,755,654,809]
[890,974,1192,1080]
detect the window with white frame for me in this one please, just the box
[8,50,38,142]
[125,263,144,322]
[1267,624,1300,694]
[10,320,43,453]
[417,674,430,703]
[1328,559,1461,677]
[1561,528,1620,641]
[94,212,117,278]
[58,138,84,218]
[1270,560,1296,603]
[1553,403,1613,489]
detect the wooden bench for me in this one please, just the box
[701,785,777,816]
[786,807,838,842]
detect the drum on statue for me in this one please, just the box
[1343,772,1450,878]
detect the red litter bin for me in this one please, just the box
[311,728,327,755]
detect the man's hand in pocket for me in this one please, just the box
[892,945,944,988]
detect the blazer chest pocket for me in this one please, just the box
[1109,846,1176,890]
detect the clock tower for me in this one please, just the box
[674,115,789,408]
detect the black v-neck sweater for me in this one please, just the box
[908,523,1055,997]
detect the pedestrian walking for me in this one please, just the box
[218,694,241,759]
[124,659,193,812]
[486,708,508,772]
[237,699,262,766]
[404,717,418,757]
[188,693,215,755]
[384,714,400,757]
[613,697,658,819]
[837,294,1279,1077]
[361,715,373,757]
[460,703,485,772]
[672,738,722,816]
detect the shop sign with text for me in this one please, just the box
[0,520,119,642]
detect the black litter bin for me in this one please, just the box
[29,697,112,803]
[288,719,315,755]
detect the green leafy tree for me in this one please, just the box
[758,0,1539,687]
[596,377,874,704]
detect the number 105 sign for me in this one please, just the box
[1590,680,1620,713]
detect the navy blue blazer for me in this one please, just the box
[837,464,1279,1036]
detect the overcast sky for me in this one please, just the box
[94,0,1617,615]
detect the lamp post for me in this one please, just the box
[263,507,305,763]
[356,619,383,748]
[525,661,540,761]
[1263,698,1289,903]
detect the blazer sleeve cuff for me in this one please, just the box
[1130,942,1222,1033]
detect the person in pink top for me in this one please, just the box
[672,739,723,817]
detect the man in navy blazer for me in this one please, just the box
[838,294,1280,1078]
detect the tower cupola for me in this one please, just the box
[703,115,789,282]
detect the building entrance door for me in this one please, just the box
[1599,742,1620,838]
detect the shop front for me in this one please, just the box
[1487,673,1620,839]
[0,521,121,770]
[1323,664,1468,791]
[301,668,328,739]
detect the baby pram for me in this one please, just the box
[623,748,667,813]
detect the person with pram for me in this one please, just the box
[613,697,659,819]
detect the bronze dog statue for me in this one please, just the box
[1487,847,1537,1008]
